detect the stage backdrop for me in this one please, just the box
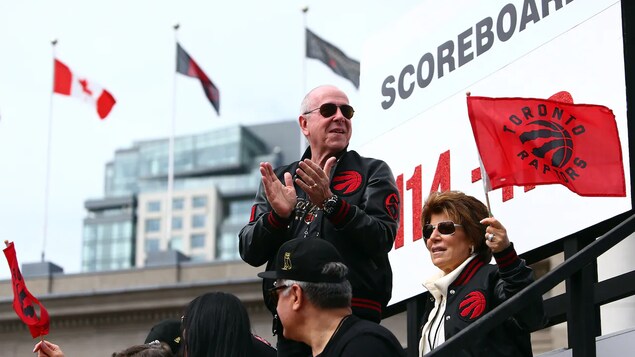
[353,0,631,304]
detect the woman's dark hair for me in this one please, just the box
[182,291,253,357]
[421,190,492,262]
[112,342,174,357]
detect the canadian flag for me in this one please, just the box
[53,59,116,119]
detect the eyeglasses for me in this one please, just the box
[268,282,291,305]
[423,221,463,241]
[303,103,355,119]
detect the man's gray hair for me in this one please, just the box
[299,91,314,116]
[282,262,352,309]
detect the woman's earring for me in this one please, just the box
[470,245,475,255]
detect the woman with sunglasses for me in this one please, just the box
[419,191,545,357]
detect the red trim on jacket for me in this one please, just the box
[495,248,519,269]
[330,198,351,226]
[352,297,382,313]
[453,258,485,286]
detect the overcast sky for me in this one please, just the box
[0,0,423,278]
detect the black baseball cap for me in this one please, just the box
[144,319,182,354]
[258,238,346,283]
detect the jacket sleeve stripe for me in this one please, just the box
[352,297,382,312]
[330,198,351,226]
[265,212,289,230]
[494,245,521,270]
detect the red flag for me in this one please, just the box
[467,95,625,197]
[53,59,116,119]
[176,43,220,115]
[3,242,50,338]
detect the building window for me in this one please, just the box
[147,200,161,212]
[145,218,161,233]
[192,195,208,208]
[169,236,183,251]
[191,234,206,248]
[192,214,206,228]
[145,239,160,253]
[172,197,184,210]
[172,216,183,230]
[189,254,207,262]
[217,231,239,260]
[227,199,254,224]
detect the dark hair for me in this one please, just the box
[112,342,174,357]
[182,292,253,357]
[421,191,492,262]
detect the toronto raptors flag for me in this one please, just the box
[3,241,50,338]
[467,95,625,197]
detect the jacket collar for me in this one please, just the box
[423,254,477,297]
[300,146,348,162]
[452,256,486,286]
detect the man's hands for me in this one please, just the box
[295,157,336,208]
[260,157,337,217]
[260,162,297,218]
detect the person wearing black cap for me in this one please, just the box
[258,238,404,357]
[240,85,400,356]
[144,319,182,355]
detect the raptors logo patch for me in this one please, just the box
[384,193,399,221]
[458,290,487,321]
[331,170,363,195]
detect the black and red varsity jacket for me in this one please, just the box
[239,147,400,323]
[420,244,546,356]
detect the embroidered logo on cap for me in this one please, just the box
[282,252,292,271]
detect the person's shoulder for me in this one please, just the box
[345,150,390,167]
[348,317,397,337]
[251,334,276,357]
[343,319,404,356]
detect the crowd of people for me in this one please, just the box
[32,85,545,356]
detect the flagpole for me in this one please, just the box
[477,153,493,217]
[166,24,179,247]
[468,91,493,218]
[300,6,309,157]
[42,39,58,262]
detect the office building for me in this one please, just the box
[81,120,300,272]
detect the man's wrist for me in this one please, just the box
[266,211,291,230]
[322,195,340,216]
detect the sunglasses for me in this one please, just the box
[268,282,291,305]
[423,221,463,241]
[303,103,355,119]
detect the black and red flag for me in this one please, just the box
[176,43,220,115]
[306,29,360,88]
[3,241,50,338]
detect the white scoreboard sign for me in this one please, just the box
[355,0,631,304]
